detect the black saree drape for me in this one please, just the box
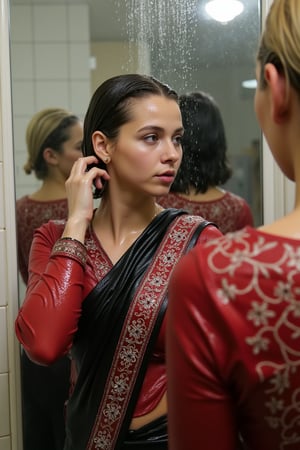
[64,209,212,450]
[64,209,186,449]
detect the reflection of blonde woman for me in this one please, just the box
[167,1,300,449]
[16,108,83,450]
[16,108,83,283]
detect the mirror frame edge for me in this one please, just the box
[0,0,23,448]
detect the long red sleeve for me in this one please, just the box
[15,221,88,365]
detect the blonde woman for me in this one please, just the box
[16,108,83,283]
[16,108,83,450]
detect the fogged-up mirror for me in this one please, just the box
[10,0,261,448]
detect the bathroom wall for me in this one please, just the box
[10,3,91,199]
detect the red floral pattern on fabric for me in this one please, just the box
[158,191,253,234]
[168,226,300,449]
[16,195,68,283]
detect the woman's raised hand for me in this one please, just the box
[63,156,110,242]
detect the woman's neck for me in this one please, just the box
[92,196,163,262]
[29,178,67,201]
[176,186,225,201]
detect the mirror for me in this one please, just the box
[10,0,261,447]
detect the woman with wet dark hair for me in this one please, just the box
[158,91,254,233]
[15,74,222,449]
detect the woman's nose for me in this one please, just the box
[162,140,181,161]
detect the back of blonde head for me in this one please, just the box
[258,0,300,93]
[24,108,74,178]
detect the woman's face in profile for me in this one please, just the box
[108,95,183,197]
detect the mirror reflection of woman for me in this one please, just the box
[158,91,254,234]
[16,108,83,450]
[167,0,300,449]
[15,74,222,450]
[16,108,83,284]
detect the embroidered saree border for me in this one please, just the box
[87,215,206,450]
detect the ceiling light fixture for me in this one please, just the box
[205,0,244,24]
[242,79,257,89]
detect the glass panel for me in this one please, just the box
[10,0,261,448]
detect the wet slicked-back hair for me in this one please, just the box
[171,91,232,194]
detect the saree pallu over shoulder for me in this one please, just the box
[64,209,213,450]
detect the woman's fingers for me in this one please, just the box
[68,156,110,190]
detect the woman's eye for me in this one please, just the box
[144,134,158,143]
[173,135,183,145]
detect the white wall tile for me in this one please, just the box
[0,374,10,437]
[18,276,26,307]
[33,5,67,42]
[69,43,90,79]
[10,5,33,42]
[12,116,29,153]
[68,5,89,42]
[35,81,70,110]
[11,81,35,116]
[0,231,7,307]
[16,182,41,201]
[10,43,34,81]
[34,43,69,80]
[70,81,91,116]
[13,152,26,186]
[14,153,39,195]
[0,308,8,372]
[0,436,10,450]
[0,164,4,228]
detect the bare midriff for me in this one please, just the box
[129,391,167,430]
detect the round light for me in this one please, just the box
[205,0,244,24]
[242,79,257,89]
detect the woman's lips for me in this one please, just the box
[156,172,176,184]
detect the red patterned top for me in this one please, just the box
[158,191,254,234]
[15,216,222,418]
[16,195,68,283]
[167,226,300,450]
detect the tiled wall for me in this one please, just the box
[10,3,91,199]
[10,1,92,301]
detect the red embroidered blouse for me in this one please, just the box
[158,191,254,234]
[16,195,68,283]
[15,217,222,418]
[167,227,300,450]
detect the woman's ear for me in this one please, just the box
[42,147,59,166]
[264,62,289,124]
[92,131,112,163]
